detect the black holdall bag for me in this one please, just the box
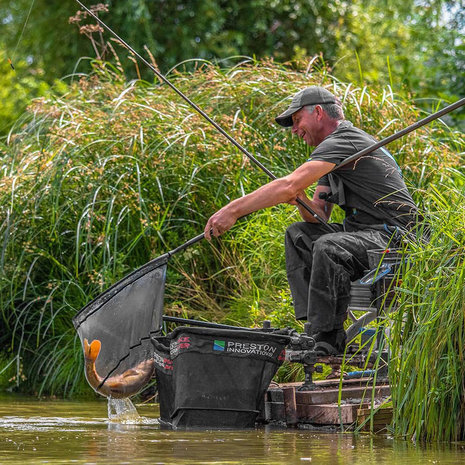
[151,336,175,425]
[152,326,289,428]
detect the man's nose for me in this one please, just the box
[291,124,298,134]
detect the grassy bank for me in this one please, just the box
[0,58,463,439]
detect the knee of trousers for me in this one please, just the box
[312,235,343,261]
[285,222,324,245]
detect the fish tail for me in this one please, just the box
[84,338,101,362]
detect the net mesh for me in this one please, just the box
[73,254,168,398]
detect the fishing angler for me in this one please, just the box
[204,86,422,355]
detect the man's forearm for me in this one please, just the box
[226,177,295,218]
[204,159,335,239]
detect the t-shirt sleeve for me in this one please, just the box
[308,134,356,165]
[317,174,330,187]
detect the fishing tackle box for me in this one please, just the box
[152,327,289,428]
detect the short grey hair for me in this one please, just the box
[304,102,344,120]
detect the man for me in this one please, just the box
[204,86,419,354]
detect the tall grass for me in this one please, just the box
[389,167,465,441]
[0,57,462,405]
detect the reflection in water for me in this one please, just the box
[0,395,464,465]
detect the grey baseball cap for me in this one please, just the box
[275,86,338,127]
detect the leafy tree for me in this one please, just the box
[0,47,64,135]
[1,0,463,131]
[2,0,354,79]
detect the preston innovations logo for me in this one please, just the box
[226,341,277,358]
[213,340,225,351]
[212,339,278,358]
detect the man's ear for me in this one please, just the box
[315,105,324,120]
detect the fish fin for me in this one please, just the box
[84,338,101,361]
[106,380,123,389]
[121,369,138,378]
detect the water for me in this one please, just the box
[0,394,464,464]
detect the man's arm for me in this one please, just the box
[204,160,335,239]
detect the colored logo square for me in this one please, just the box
[213,340,225,351]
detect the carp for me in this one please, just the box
[83,338,155,398]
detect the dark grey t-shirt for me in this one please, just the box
[309,121,419,231]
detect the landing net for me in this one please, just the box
[73,254,168,397]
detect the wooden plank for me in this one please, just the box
[265,401,392,427]
[295,384,390,405]
[282,386,298,426]
[268,384,390,404]
[277,377,384,389]
[266,381,392,425]
[357,407,393,432]
[296,403,365,424]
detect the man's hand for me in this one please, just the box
[287,191,309,206]
[204,206,238,240]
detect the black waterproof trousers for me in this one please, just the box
[285,222,391,332]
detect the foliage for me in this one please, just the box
[1,0,354,80]
[0,58,461,399]
[388,168,465,441]
[331,1,465,126]
[0,48,65,136]
[2,0,464,117]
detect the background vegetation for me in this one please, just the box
[1,0,465,442]
[1,0,464,135]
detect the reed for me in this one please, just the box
[388,167,465,441]
[0,56,462,421]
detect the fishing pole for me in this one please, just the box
[148,93,465,251]
[74,0,337,233]
[337,97,465,169]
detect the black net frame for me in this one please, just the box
[73,253,169,395]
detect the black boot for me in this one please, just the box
[312,328,347,355]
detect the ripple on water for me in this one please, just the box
[0,398,159,433]
[0,416,105,431]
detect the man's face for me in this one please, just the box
[291,107,320,146]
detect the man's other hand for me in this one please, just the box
[287,191,310,206]
[204,207,238,240]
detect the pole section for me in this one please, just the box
[336,98,465,169]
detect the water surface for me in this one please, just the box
[0,395,464,464]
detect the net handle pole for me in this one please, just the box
[167,232,205,257]
[336,97,465,169]
[162,315,254,331]
[74,0,337,233]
